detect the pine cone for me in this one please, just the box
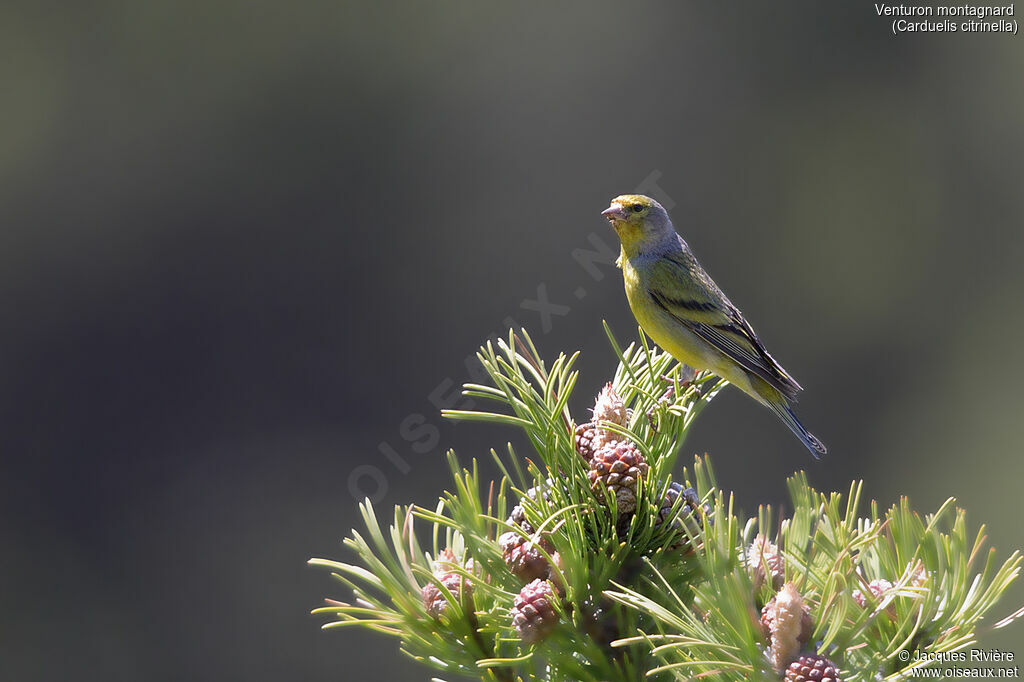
[511,579,559,644]
[655,482,705,549]
[499,531,552,584]
[575,384,629,460]
[764,583,811,672]
[908,560,929,588]
[588,440,648,514]
[592,382,627,428]
[852,578,893,608]
[785,654,842,682]
[747,534,785,593]
[421,549,473,619]
[507,504,533,534]
[853,578,896,619]
[507,481,552,534]
[574,421,598,462]
[760,592,812,645]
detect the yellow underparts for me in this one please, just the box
[621,259,769,405]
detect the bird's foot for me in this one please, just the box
[647,383,678,433]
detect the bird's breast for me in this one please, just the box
[619,257,753,392]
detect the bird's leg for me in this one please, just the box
[661,366,689,397]
[665,363,700,394]
[648,363,704,432]
[646,402,661,434]
[676,364,702,397]
[648,375,678,433]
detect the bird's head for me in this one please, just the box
[602,194,673,255]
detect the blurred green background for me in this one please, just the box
[1,2,1022,680]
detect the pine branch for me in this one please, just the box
[310,327,1023,681]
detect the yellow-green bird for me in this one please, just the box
[603,194,826,458]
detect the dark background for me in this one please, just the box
[2,3,1022,680]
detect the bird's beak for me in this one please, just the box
[602,204,627,222]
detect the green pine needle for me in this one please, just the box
[310,327,1023,682]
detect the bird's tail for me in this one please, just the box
[766,400,827,459]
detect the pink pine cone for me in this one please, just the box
[587,440,648,514]
[499,531,552,584]
[421,549,473,618]
[747,534,785,592]
[785,654,843,682]
[511,579,559,644]
[853,578,893,608]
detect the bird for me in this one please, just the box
[602,194,826,458]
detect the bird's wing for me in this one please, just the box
[646,251,802,402]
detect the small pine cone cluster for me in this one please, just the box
[747,534,786,593]
[507,481,552,534]
[421,549,474,619]
[507,501,533,534]
[502,481,563,585]
[763,583,813,673]
[593,382,628,428]
[655,482,705,549]
[588,440,649,514]
[785,654,842,682]
[573,422,598,462]
[761,590,812,646]
[852,578,893,608]
[575,383,628,461]
[499,531,553,584]
[854,577,896,619]
[511,579,560,644]
[908,560,929,588]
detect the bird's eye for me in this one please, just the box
[631,204,644,213]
